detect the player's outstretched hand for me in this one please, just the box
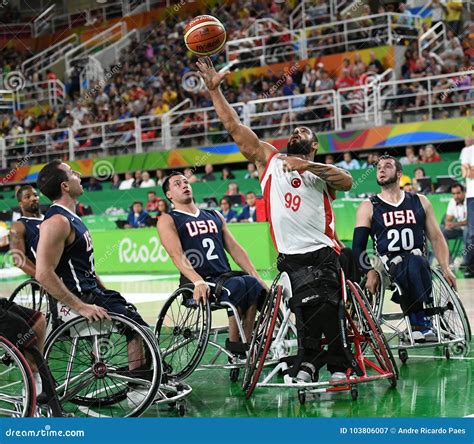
[77,303,110,322]
[196,57,229,90]
[442,267,457,290]
[282,155,308,173]
[365,269,380,295]
[193,281,210,304]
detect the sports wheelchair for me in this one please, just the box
[155,279,282,383]
[242,271,399,405]
[363,267,472,364]
[7,279,191,417]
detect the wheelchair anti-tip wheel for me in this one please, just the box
[155,285,211,380]
[0,336,36,417]
[44,313,161,417]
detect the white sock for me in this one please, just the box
[33,373,42,395]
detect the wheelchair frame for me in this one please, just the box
[368,267,472,363]
[155,282,259,383]
[7,279,192,417]
[243,271,398,404]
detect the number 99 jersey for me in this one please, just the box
[369,192,427,265]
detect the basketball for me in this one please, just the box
[184,15,226,56]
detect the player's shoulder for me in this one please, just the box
[10,219,26,233]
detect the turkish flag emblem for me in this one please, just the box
[291,177,302,188]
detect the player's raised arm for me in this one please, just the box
[157,213,210,303]
[281,156,353,191]
[196,57,275,168]
[9,221,36,278]
[418,194,456,288]
[36,215,109,321]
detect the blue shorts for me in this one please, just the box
[207,275,264,315]
[80,288,148,328]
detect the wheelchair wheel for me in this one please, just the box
[0,336,36,417]
[242,284,283,398]
[44,313,161,418]
[431,268,471,353]
[361,270,384,322]
[8,279,59,331]
[346,281,398,388]
[155,286,211,380]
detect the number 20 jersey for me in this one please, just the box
[260,152,339,255]
[369,191,426,262]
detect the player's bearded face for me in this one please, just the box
[376,169,398,186]
[287,137,313,156]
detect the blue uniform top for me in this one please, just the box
[43,203,97,294]
[370,192,427,261]
[169,208,231,279]
[17,216,43,263]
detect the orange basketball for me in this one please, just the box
[184,15,226,56]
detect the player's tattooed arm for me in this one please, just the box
[9,221,36,278]
[282,156,353,191]
[196,56,275,169]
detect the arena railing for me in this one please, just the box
[166,102,247,150]
[2,128,74,169]
[418,21,446,57]
[289,0,351,30]
[0,23,33,39]
[304,13,422,57]
[64,22,127,74]
[247,90,337,137]
[21,34,79,79]
[226,12,421,67]
[225,30,305,67]
[0,90,16,113]
[377,70,474,125]
[15,80,66,109]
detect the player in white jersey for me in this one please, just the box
[197,57,354,383]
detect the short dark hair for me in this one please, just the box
[147,190,156,195]
[246,191,256,196]
[162,171,185,201]
[221,196,231,205]
[37,160,69,201]
[451,183,465,193]
[377,154,403,173]
[132,201,143,207]
[16,184,34,202]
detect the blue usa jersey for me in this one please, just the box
[370,192,426,261]
[18,216,43,263]
[44,204,97,294]
[169,209,231,278]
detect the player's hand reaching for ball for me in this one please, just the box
[77,303,110,322]
[196,57,228,90]
[282,156,309,173]
[193,280,210,304]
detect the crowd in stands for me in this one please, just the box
[1,0,471,155]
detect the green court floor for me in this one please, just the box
[1,273,472,418]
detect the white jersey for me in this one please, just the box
[260,152,339,255]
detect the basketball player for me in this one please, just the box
[35,160,154,392]
[0,184,46,395]
[158,172,267,350]
[197,57,353,383]
[9,185,43,277]
[353,154,455,341]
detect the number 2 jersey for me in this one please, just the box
[369,191,427,266]
[43,203,97,294]
[260,151,339,255]
[169,208,231,278]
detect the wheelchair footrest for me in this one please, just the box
[225,339,248,356]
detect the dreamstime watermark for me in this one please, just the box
[1,153,32,185]
[81,63,122,103]
[3,70,25,91]
[352,165,376,191]
[181,249,205,271]
[439,65,473,103]
[447,160,463,178]
[182,71,205,93]
[0,0,9,9]
[262,63,300,99]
